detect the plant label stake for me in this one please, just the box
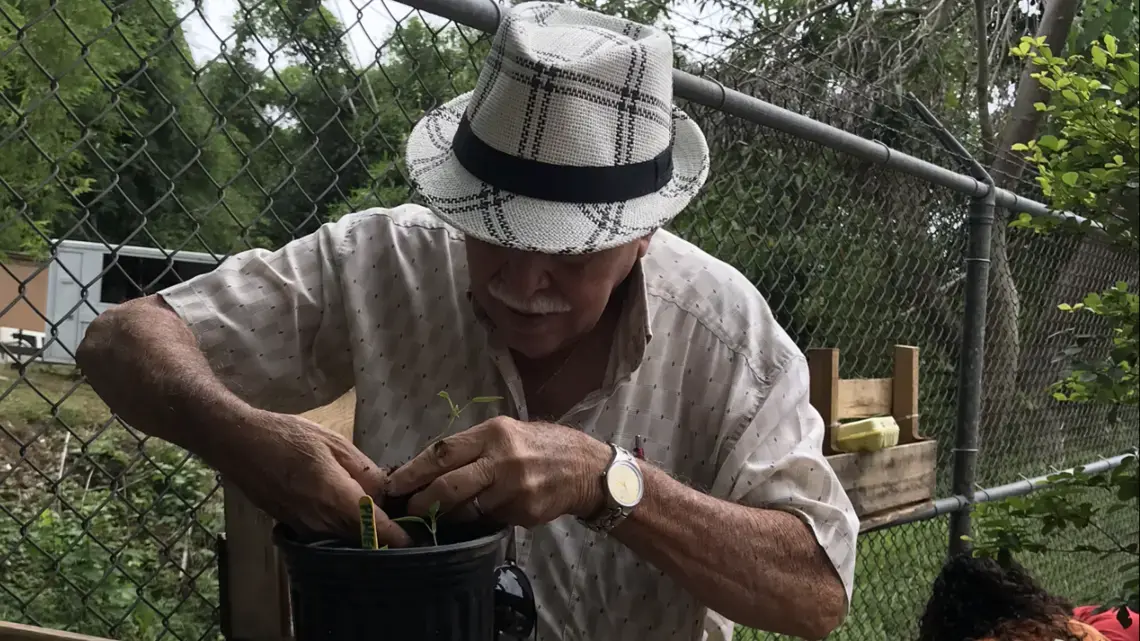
[358,495,388,550]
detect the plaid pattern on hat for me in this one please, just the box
[405,1,710,254]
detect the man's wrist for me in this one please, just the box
[182,389,265,473]
[572,435,613,519]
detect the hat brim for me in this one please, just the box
[405,92,710,255]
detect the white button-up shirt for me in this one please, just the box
[159,204,858,641]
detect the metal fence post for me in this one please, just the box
[907,95,996,556]
[948,188,996,555]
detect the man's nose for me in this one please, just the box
[500,253,552,297]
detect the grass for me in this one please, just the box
[0,364,223,641]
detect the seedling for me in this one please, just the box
[435,390,504,442]
[392,500,443,546]
[359,390,503,549]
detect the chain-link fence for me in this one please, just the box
[0,0,1135,640]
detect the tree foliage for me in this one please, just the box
[972,32,1139,625]
[0,0,486,259]
[1007,33,1138,410]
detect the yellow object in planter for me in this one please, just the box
[358,495,379,550]
[832,416,900,453]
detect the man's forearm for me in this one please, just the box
[76,295,258,471]
[610,463,847,639]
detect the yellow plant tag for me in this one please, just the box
[358,495,379,550]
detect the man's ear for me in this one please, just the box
[635,232,655,258]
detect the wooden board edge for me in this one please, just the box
[0,621,117,641]
[858,499,936,532]
[827,440,939,518]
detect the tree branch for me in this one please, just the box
[974,0,995,162]
[779,0,854,39]
[989,0,1081,187]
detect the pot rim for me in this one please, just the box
[272,522,509,557]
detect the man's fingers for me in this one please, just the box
[407,459,493,517]
[465,477,515,520]
[387,430,486,496]
[329,437,389,498]
[373,512,413,548]
[330,474,412,548]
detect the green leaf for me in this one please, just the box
[470,396,504,403]
[1011,143,1030,151]
[392,515,429,528]
[1092,46,1108,68]
[1114,81,1128,94]
[1104,34,1118,56]
[1061,172,1079,186]
[428,500,441,520]
[1037,134,1062,150]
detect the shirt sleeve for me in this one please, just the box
[708,353,859,609]
[157,219,356,415]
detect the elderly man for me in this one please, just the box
[76,3,857,640]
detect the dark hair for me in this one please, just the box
[918,552,1077,641]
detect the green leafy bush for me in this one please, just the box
[972,32,1139,626]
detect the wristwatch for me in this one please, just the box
[580,442,644,533]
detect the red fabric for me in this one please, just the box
[1073,606,1140,641]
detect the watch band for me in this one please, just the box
[579,443,641,534]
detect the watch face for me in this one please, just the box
[606,460,644,507]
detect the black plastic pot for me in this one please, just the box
[274,519,510,641]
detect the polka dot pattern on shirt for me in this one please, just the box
[159,204,858,641]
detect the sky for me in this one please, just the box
[176,0,743,73]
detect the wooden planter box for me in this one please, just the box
[809,345,938,532]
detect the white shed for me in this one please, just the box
[43,240,222,364]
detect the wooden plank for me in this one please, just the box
[0,622,117,641]
[857,499,935,533]
[837,377,893,419]
[826,440,937,517]
[807,348,840,456]
[220,389,359,641]
[892,345,922,444]
[220,484,292,641]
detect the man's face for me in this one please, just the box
[465,236,651,359]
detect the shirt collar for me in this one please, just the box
[614,258,654,379]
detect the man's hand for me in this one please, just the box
[385,416,611,526]
[225,411,412,547]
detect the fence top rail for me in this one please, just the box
[48,239,221,265]
[406,0,1088,227]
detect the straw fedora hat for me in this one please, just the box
[405,1,710,255]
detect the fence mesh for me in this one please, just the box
[0,1,1136,640]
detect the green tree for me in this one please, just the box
[972,32,1139,624]
[1008,33,1137,410]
